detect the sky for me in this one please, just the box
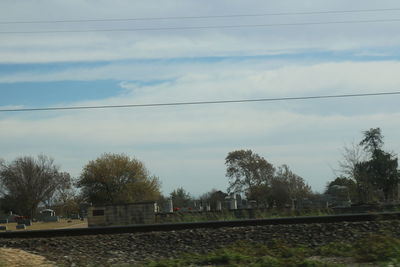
[1,0,400,196]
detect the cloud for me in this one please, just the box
[2,1,400,63]
[2,0,400,195]
[1,97,400,194]
[2,60,400,99]
[2,57,400,195]
[116,60,400,104]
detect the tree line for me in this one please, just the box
[1,127,398,217]
[225,149,312,208]
[0,150,310,217]
[0,153,161,218]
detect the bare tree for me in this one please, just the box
[337,142,367,179]
[0,155,70,217]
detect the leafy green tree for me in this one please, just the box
[268,165,312,208]
[77,153,161,205]
[225,149,275,196]
[360,128,383,153]
[247,184,270,208]
[353,161,375,202]
[170,187,192,208]
[355,150,399,201]
[225,150,310,208]
[268,179,289,208]
[357,128,400,201]
[0,155,70,217]
[275,165,312,200]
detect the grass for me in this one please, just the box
[141,241,324,267]
[139,234,400,267]
[0,218,87,231]
[318,234,400,263]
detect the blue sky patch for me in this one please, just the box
[0,80,122,106]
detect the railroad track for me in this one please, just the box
[1,212,399,239]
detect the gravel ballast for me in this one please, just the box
[1,220,399,266]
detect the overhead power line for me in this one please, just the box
[1,7,400,24]
[1,91,399,113]
[1,18,400,34]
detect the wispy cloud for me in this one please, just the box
[2,0,400,195]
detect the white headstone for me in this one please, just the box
[216,201,222,211]
[230,198,237,210]
[166,199,173,213]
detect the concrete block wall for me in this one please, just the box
[88,202,156,227]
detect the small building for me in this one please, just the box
[87,201,157,227]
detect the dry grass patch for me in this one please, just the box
[0,219,87,231]
[0,248,56,267]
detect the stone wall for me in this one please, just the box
[87,202,157,227]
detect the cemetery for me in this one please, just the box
[0,210,87,231]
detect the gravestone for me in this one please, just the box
[40,209,59,222]
[216,201,222,211]
[164,199,173,213]
[70,214,80,220]
[206,203,211,211]
[0,226,7,231]
[16,224,26,230]
[16,218,31,226]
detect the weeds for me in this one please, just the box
[158,208,334,224]
[353,234,400,262]
[142,234,400,267]
[317,234,400,265]
[142,240,328,267]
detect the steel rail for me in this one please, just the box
[0,212,399,239]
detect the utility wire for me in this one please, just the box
[0,19,400,34]
[1,7,400,24]
[1,18,399,34]
[1,91,399,113]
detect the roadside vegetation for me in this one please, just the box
[0,233,398,266]
[157,208,334,223]
[141,234,400,267]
